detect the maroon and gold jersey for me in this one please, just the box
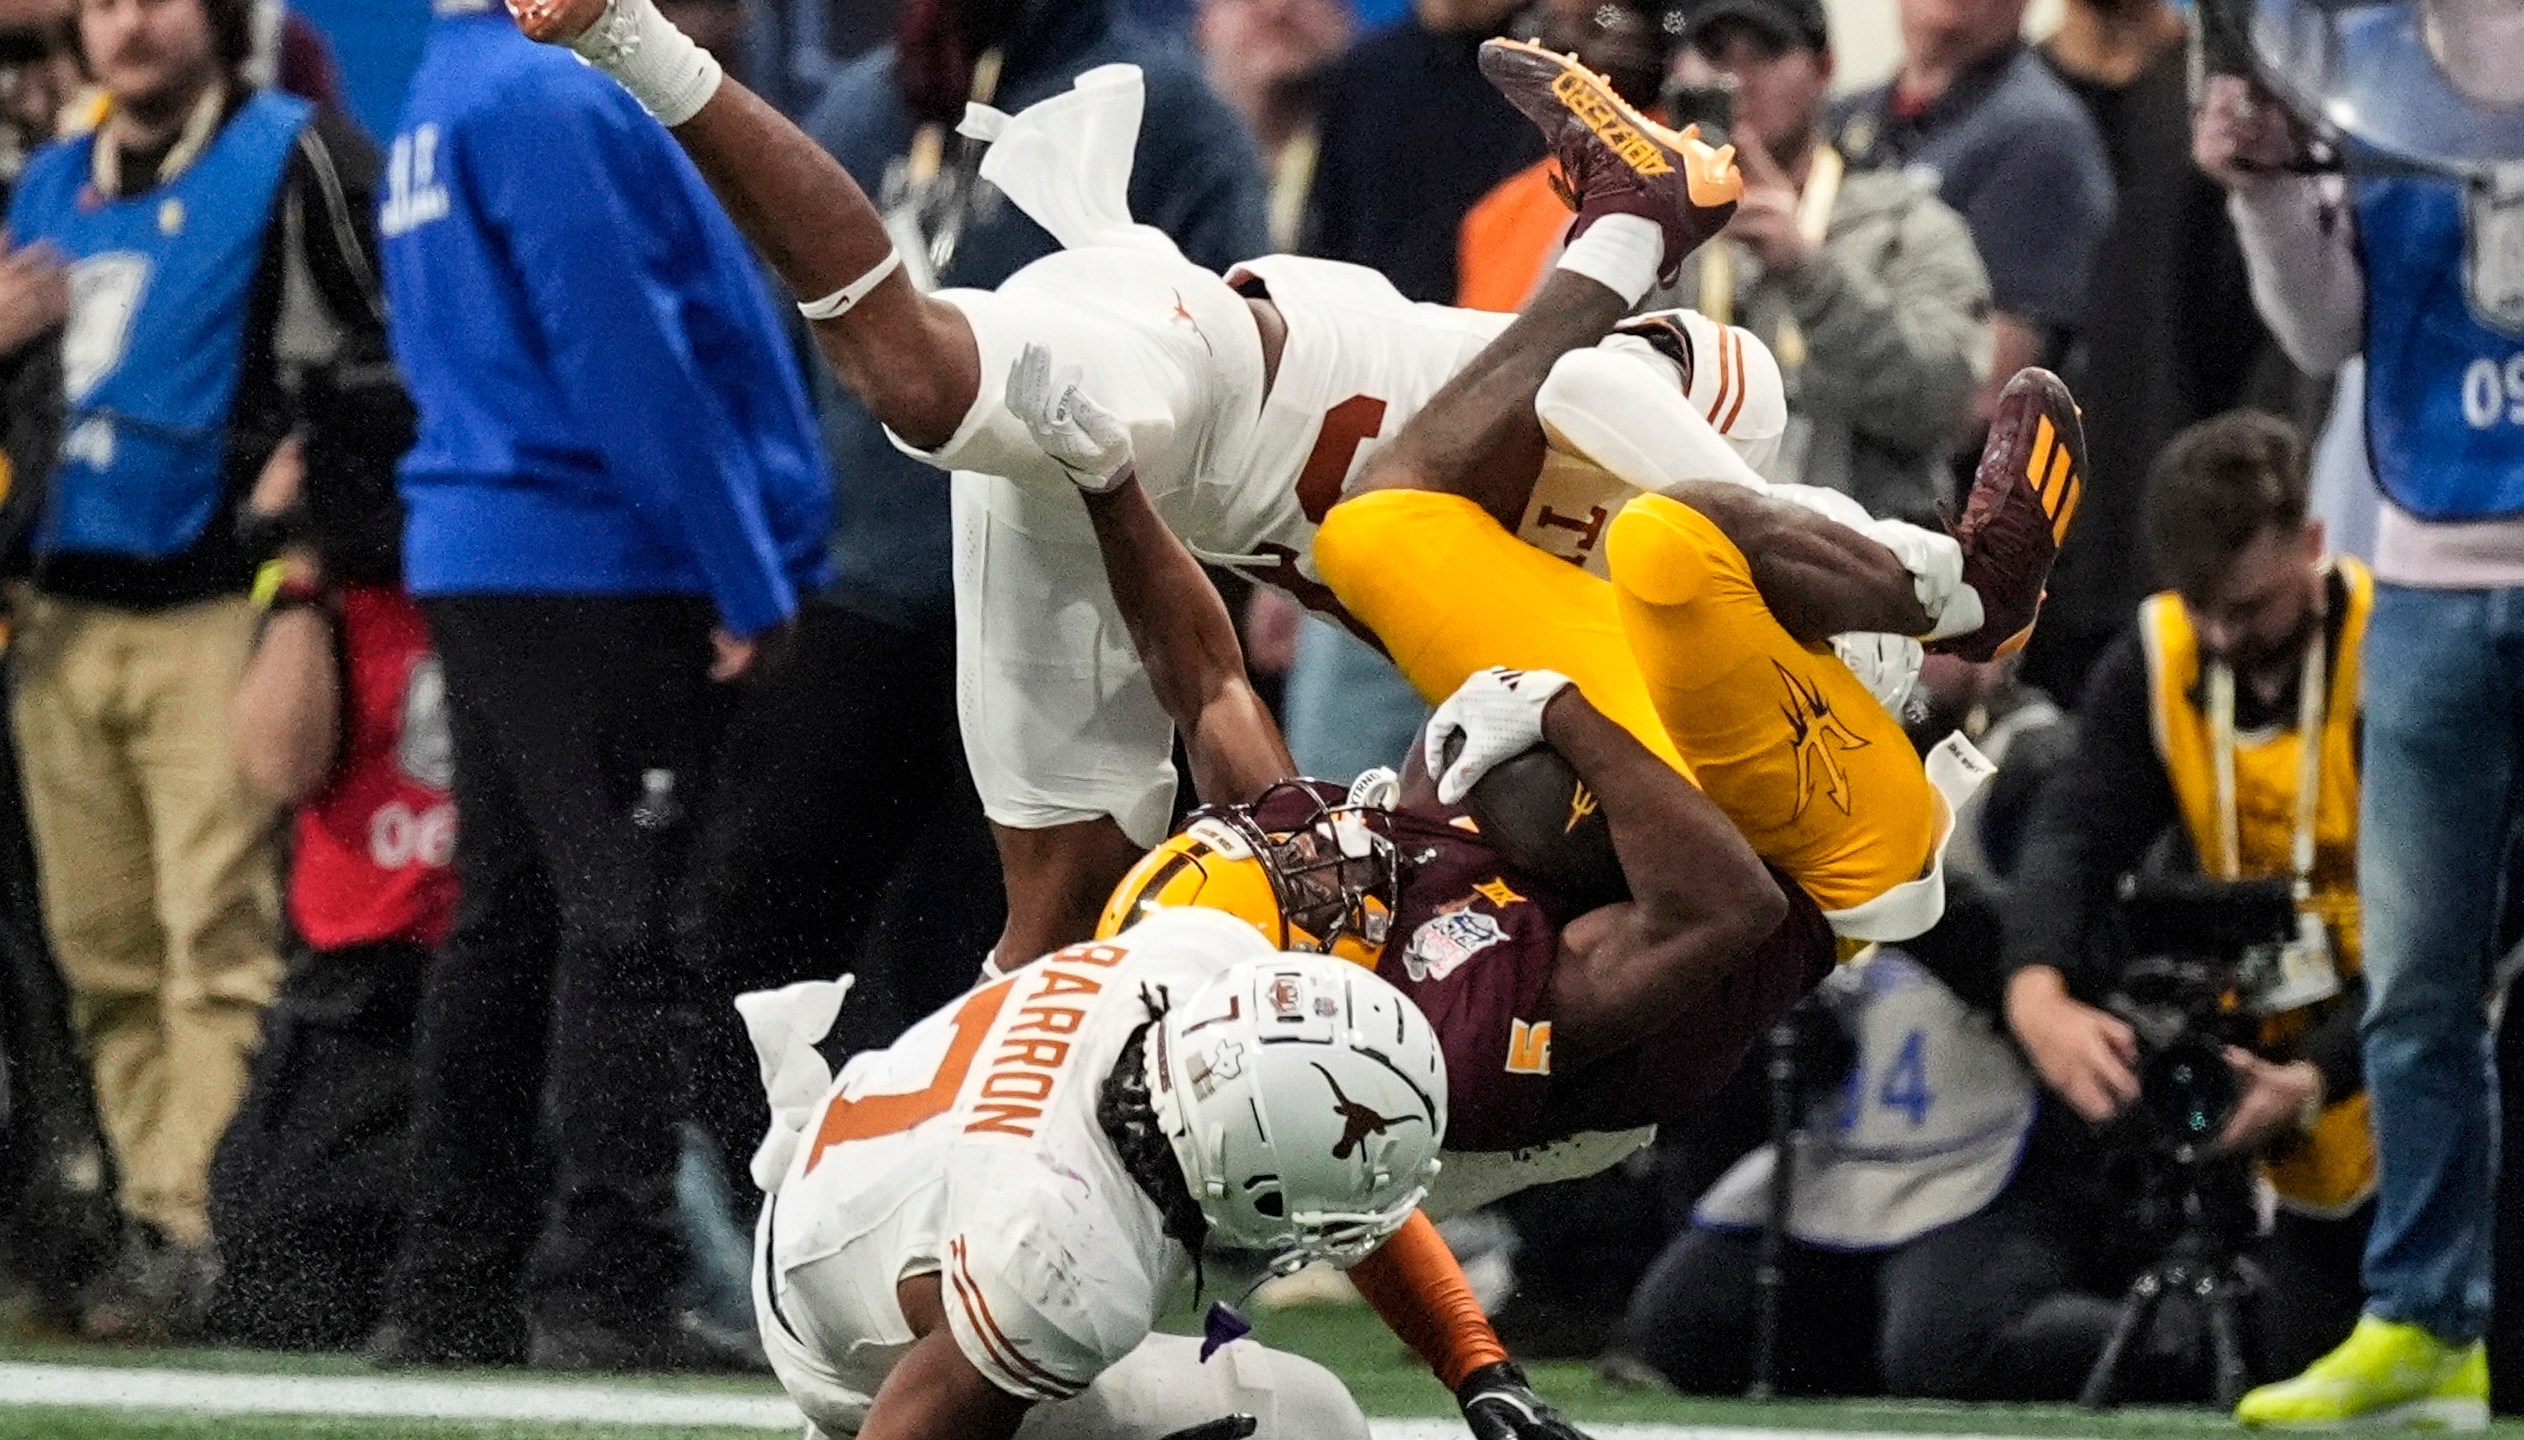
[1379,801,1833,1152]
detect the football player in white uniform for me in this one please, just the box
[741,910,1444,1440]
[503,0,2014,972]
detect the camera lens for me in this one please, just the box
[2141,1032,2239,1148]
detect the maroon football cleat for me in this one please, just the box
[1934,368,2087,664]
[1477,37,1743,284]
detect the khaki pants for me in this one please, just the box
[11,593,280,1246]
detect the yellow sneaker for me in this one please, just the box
[2235,1315,2489,1430]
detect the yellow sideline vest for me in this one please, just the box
[2138,556,2374,1217]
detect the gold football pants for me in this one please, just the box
[1314,488,1933,913]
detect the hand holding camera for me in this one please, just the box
[2215,1046,2324,1156]
[2004,965,2140,1124]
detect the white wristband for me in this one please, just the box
[569,0,724,128]
[797,249,904,322]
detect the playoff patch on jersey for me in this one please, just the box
[1403,908,1509,983]
[2466,164,2524,337]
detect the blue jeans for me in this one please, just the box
[2357,582,2524,1344]
[1283,618,1429,785]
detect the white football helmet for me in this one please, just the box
[1146,953,1445,1273]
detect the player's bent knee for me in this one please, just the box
[1605,492,1724,608]
[1312,492,1401,605]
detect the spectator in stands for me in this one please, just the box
[2003,411,2372,1381]
[0,0,78,183]
[2020,0,2293,701]
[211,422,438,1354]
[1833,0,2112,430]
[1650,0,1992,524]
[2196,18,2524,1421]
[375,0,828,1370]
[0,0,398,1338]
[679,0,1266,1207]
[1305,0,1541,304]
[1195,0,1348,249]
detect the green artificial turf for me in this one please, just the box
[11,1304,2524,1439]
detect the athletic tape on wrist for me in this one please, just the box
[1555,214,1665,306]
[796,250,904,322]
[570,0,724,127]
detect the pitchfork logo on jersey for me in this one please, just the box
[2466,164,2524,337]
[1777,660,1868,820]
[1311,1063,1423,1160]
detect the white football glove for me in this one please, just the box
[1861,519,1984,643]
[1424,667,1573,806]
[1007,342,1134,493]
[1832,631,1924,719]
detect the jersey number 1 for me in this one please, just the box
[804,980,1014,1172]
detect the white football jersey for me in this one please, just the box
[1195,255,1509,597]
[1202,258,1783,600]
[758,909,1276,1426]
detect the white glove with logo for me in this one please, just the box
[1007,342,1134,493]
[1425,667,1573,806]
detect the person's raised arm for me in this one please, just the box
[1005,341,1299,806]
[2194,74,2364,375]
[510,0,977,447]
[1079,475,1298,806]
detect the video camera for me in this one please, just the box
[2107,874,2299,1162]
[2079,874,2300,1408]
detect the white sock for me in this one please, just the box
[1555,214,1665,306]
[568,0,723,127]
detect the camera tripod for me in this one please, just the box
[2078,1167,2265,1410]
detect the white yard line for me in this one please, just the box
[0,1361,2105,1440]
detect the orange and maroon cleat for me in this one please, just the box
[1477,37,1743,285]
[1935,367,2087,664]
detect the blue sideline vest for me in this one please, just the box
[6,90,310,559]
[2358,170,2524,522]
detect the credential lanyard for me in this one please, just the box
[1697,144,1842,377]
[2206,574,2330,900]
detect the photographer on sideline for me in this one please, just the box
[2004,409,2373,1376]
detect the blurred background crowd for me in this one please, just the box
[0,0,2518,1420]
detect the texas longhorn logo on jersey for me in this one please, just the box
[1777,659,1869,820]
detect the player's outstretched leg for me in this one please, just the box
[1605,492,1940,927]
[1341,40,1742,519]
[1934,368,2088,663]
[509,0,978,447]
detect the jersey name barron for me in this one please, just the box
[762,909,1271,1422]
